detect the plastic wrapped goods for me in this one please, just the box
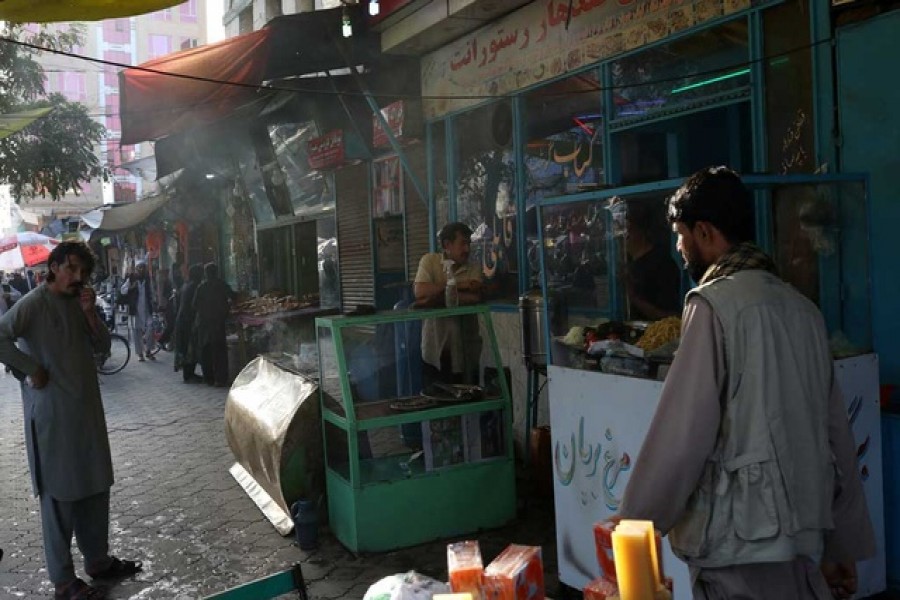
[584,577,620,600]
[363,571,450,600]
[482,545,544,600]
[448,540,484,599]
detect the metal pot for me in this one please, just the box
[519,289,547,366]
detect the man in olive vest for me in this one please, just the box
[619,167,874,599]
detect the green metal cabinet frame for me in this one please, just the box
[315,305,517,553]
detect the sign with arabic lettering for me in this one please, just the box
[373,100,405,149]
[306,129,344,170]
[422,0,755,118]
[547,365,691,595]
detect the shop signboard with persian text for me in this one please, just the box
[373,100,405,149]
[549,355,886,596]
[422,0,758,119]
[547,366,692,596]
[307,129,345,171]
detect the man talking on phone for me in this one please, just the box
[0,241,142,599]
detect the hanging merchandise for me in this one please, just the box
[145,229,164,260]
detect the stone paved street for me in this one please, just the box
[0,350,558,599]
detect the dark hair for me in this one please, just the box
[203,262,218,280]
[437,222,473,248]
[188,263,204,283]
[667,166,755,243]
[46,241,96,283]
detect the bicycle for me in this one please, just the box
[145,312,166,357]
[96,332,131,374]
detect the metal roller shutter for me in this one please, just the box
[403,146,431,279]
[336,162,374,310]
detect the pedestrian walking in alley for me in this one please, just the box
[174,263,203,383]
[193,262,235,387]
[0,241,142,600]
[119,260,155,362]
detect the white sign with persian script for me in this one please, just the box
[422,0,755,118]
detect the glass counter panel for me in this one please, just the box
[325,410,506,485]
[540,193,683,367]
[610,19,750,123]
[765,180,871,354]
[337,312,503,407]
[317,324,345,417]
[431,121,449,231]
[454,101,519,302]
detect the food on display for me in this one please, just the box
[563,326,586,347]
[233,292,319,316]
[634,317,682,352]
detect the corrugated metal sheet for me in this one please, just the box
[403,146,430,278]
[336,163,374,309]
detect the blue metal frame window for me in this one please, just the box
[451,100,519,303]
[424,2,799,306]
[534,173,872,365]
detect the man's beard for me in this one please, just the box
[686,260,708,285]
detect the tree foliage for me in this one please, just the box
[0,23,107,201]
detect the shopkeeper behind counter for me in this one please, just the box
[414,222,483,389]
[624,201,682,321]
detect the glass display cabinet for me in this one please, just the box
[315,305,516,552]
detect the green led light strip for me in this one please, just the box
[671,68,751,94]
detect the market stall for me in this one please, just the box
[536,174,886,597]
[315,305,516,552]
[229,293,338,379]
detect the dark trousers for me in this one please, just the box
[39,490,110,586]
[200,340,229,386]
[182,362,198,381]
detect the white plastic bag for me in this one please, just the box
[363,571,450,600]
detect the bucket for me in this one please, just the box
[290,499,319,550]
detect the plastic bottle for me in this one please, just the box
[443,259,459,308]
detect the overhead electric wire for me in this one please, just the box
[0,32,836,116]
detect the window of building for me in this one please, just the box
[238,7,253,35]
[180,37,199,50]
[61,72,87,103]
[148,34,172,59]
[452,100,518,302]
[265,0,282,21]
[609,19,750,124]
[179,0,198,23]
[153,7,172,20]
[523,71,604,287]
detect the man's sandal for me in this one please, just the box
[54,578,106,599]
[86,557,143,580]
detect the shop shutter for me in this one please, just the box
[336,162,374,309]
[404,146,430,279]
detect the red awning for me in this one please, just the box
[119,29,271,145]
[120,5,376,145]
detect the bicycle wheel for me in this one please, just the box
[98,333,131,374]
[146,315,165,357]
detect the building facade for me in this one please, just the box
[24,0,207,226]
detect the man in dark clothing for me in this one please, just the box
[192,263,235,387]
[174,264,203,382]
[625,201,682,320]
[10,272,30,296]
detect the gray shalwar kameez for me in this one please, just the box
[619,297,875,599]
[0,284,114,585]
